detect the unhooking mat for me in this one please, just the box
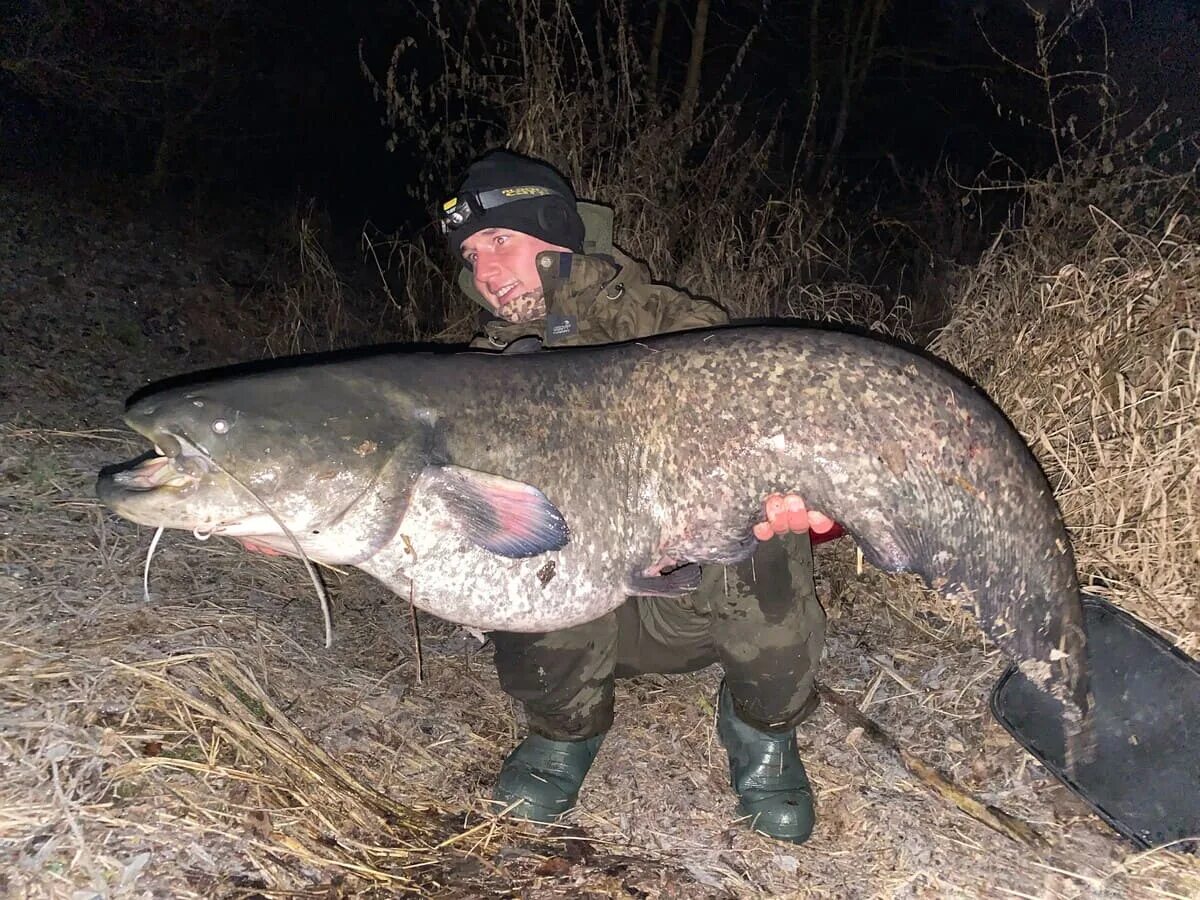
[991,595,1199,851]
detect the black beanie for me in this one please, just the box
[445,150,586,259]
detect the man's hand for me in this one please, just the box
[754,492,837,541]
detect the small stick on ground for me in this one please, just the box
[410,582,424,684]
[818,682,1047,848]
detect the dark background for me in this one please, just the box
[2,0,1196,247]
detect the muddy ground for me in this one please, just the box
[1,174,1196,898]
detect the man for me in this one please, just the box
[438,150,834,844]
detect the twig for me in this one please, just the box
[410,581,424,684]
[818,682,1047,848]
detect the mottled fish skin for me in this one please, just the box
[97,325,1088,719]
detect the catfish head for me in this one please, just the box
[96,365,432,565]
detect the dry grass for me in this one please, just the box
[3,144,1199,897]
[261,204,351,358]
[932,166,1199,654]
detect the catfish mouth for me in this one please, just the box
[100,428,212,496]
[98,428,297,553]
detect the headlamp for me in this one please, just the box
[438,185,570,234]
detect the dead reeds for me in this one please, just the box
[933,164,1199,654]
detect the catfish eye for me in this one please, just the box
[212,418,230,434]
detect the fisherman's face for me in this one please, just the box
[460,228,570,324]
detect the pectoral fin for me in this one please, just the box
[628,564,703,597]
[424,465,570,558]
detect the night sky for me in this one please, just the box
[2,1,1195,241]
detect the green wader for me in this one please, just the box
[490,532,825,739]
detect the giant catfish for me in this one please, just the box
[96,326,1089,720]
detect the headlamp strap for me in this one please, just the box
[439,185,571,232]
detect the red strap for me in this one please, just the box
[809,522,846,546]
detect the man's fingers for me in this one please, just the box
[759,493,834,538]
[808,510,835,533]
[781,493,807,533]
[764,493,786,523]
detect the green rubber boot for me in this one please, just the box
[716,680,816,844]
[491,732,605,823]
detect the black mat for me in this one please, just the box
[991,595,1200,851]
